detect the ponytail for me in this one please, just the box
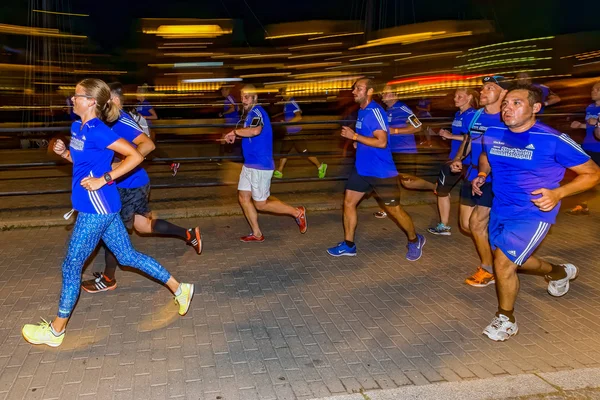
[77,78,119,123]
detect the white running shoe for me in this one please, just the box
[483,314,518,342]
[547,263,578,297]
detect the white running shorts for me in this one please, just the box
[238,165,274,201]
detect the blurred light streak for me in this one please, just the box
[349,53,410,61]
[393,69,457,78]
[395,51,462,62]
[456,56,552,70]
[457,45,536,58]
[233,63,284,69]
[240,53,292,59]
[0,24,86,39]
[158,45,207,49]
[349,31,449,49]
[284,62,342,69]
[265,32,324,39]
[161,52,217,57]
[574,60,600,68]
[466,48,552,62]
[468,36,554,52]
[239,72,291,78]
[288,52,342,59]
[326,62,384,69]
[182,78,243,83]
[32,9,88,17]
[73,69,127,74]
[308,32,364,40]
[144,25,232,38]
[289,42,343,50]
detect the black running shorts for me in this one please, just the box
[459,180,493,208]
[280,138,310,155]
[118,183,152,229]
[345,168,401,206]
[435,162,465,197]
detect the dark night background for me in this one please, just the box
[2,0,598,53]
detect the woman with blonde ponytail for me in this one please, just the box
[22,78,194,348]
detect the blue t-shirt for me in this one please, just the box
[69,119,122,214]
[387,101,417,154]
[450,108,476,161]
[111,111,150,189]
[355,101,397,179]
[416,98,432,118]
[583,103,600,153]
[466,110,505,182]
[284,98,302,134]
[224,95,239,124]
[136,100,154,118]
[484,121,590,224]
[242,105,275,170]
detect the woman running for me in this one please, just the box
[22,78,194,347]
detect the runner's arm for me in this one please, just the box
[132,133,155,157]
[341,126,387,148]
[390,125,421,135]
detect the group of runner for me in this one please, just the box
[21,74,600,348]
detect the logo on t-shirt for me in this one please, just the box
[356,121,362,129]
[489,146,533,161]
[71,137,84,151]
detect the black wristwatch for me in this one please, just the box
[103,173,114,185]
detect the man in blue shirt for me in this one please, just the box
[273,95,327,179]
[474,85,600,341]
[372,87,436,219]
[223,85,307,242]
[450,76,509,288]
[327,78,425,261]
[515,72,561,113]
[567,81,600,215]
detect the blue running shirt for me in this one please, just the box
[450,108,476,161]
[483,121,590,224]
[466,110,505,182]
[136,100,153,117]
[386,101,417,154]
[284,98,302,134]
[111,111,150,189]
[241,105,275,170]
[224,94,239,124]
[70,119,122,214]
[583,103,600,153]
[355,100,397,178]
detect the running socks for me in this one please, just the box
[174,284,182,297]
[481,265,494,274]
[151,219,188,240]
[344,240,355,248]
[50,323,64,337]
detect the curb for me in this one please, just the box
[0,191,450,230]
[310,367,600,400]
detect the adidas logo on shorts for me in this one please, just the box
[507,250,517,256]
[526,144,535,150]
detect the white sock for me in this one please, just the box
[50,323,64,337]
[174,285,182,296]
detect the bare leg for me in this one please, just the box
[459,204,474,233]
[400,176,436,191]
[383,204,417,241]
[469,205,493,267]
[307,156,321,168]
[493,249,520,311]
[239,190,261,237]
[277,157,288,173]
[253,197,299,217]
[342,190,365,242]
[437,195,451,226]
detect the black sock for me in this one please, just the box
[104,248,118,281]
[496,308,515,322]
[345,240,355,248]
[546,264,567,281]
[408,237,418,243]
[151,219,188,240]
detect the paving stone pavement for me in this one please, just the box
[0,200,599,400]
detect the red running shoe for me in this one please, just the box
[240,233,265,242]
[296,206,307,234]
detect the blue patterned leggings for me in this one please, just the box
[58,212,171,318]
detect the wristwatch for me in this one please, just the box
[103,173,114,185]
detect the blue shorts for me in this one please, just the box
[460,180,493,208]
[489,214,551,266]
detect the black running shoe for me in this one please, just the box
[81,272,117,293]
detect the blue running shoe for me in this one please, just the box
[406,234,426,261]
[327,242,357,257]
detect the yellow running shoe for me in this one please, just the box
[175,283,195,316]
[22,319,64,347]
[465,266,495,287]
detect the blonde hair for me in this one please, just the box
[77,78,119,123]
[457,87,480,109]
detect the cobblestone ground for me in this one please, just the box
[0,202,599,400]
